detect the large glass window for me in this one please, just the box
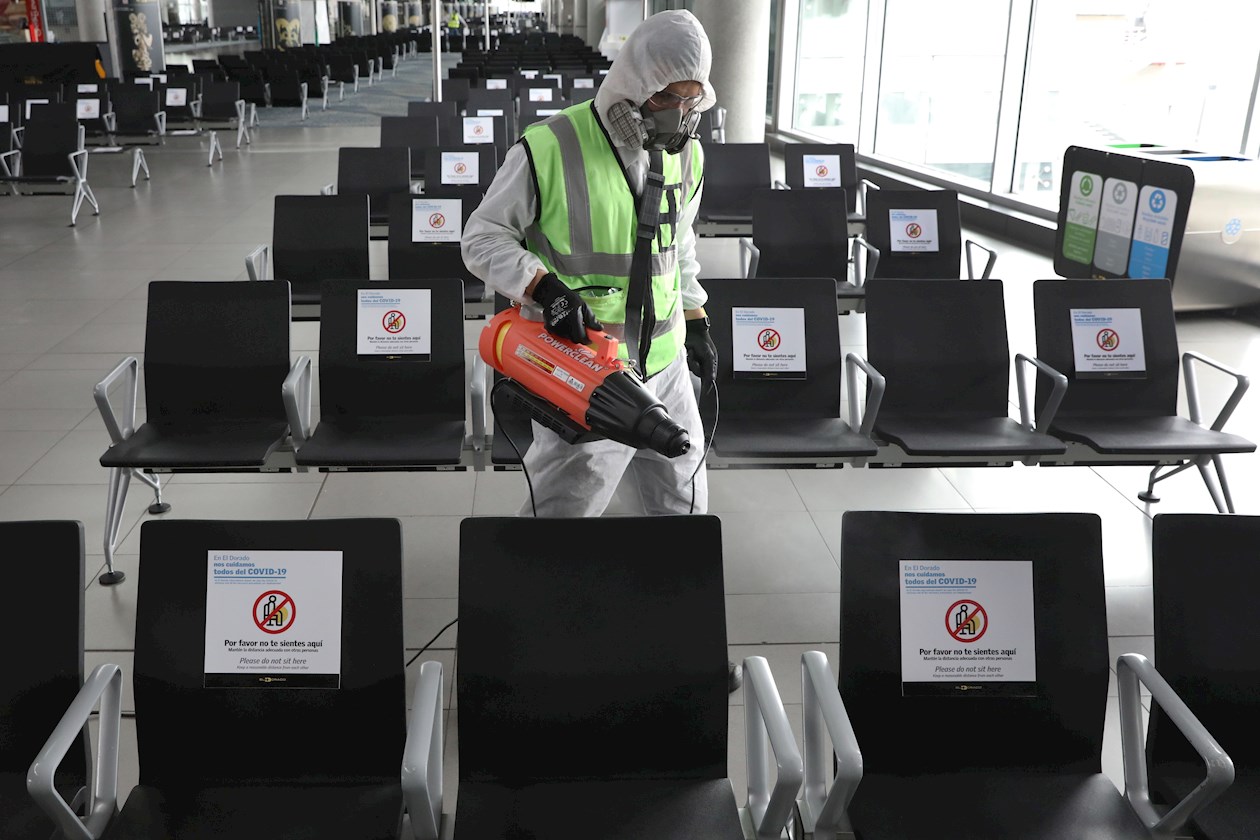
[792,0,866,139]
[1014,1,1260,205]
[873,0,1010,187]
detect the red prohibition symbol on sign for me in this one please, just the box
[906,223,923,238]
[382,310,406,333]
[946,599,987,643]
[757,328,781,351]
[1096,328,1119,351]
[816,164,829,178]
[453,162,467,174]
[254,590,295,635]
[473,124,485,135]
[429,213,446,228]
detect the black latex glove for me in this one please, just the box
[685,316,718,387]
[531,273,602,344]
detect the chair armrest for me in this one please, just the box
[857,178,878,217]
[94,357,140,445]
[282,355,313,447]
[744,655,804,840]
[738,237,760,279]
[469,354,487,452]
[12,124,24,147]
[1182,350,1249,432]
[1014,353,1066,433]
[1117,652,1233,834]
[798,651,861,838]
[844,353,885,437]
[965,239,998,280]
[320,183,335,195]
[772,179,789,190]
[0,148,19,177]
[402,660,444,840]
[27,663,124,840]
[103,112,116,133]
[153,111,166,135]
[245,244,269,281]
[850,236,879,288]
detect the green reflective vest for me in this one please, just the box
[522,101,704,377]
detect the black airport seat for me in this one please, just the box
[379,114,440,180]
[695,142,771,234]
[857,187,997,281]
[421,143,497,190]
[287,278,469,469]
[740,187,859,308]
[332,145,412,228]
[386,188,486,308]
[782,141,869,224]
[406,99,459,120]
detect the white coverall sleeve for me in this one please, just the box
[460,143,548,304]
[677,179,706,311]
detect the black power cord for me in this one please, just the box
[404,617,459,668]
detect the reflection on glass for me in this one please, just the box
[1015,1,1260,204]
[793,0,865,139]
[874,0,1008,187]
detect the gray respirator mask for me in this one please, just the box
[607,98,702,154]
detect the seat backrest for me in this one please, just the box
[751,187,849,279]
[406,99,459,119]
[440,113,507,161]
[0,521,88,782]
[386,188,482,287]
[422,143,497,190]
[1032,278,1180,421]
[336,146,411,222]
[699,142,771,219]
[18,111,80,177]
[133,518,404,787]
[457,516,729,784]
[464,87,511,114]
[703,276,844,421]
[442,76,471,108]
[866,278,1012,419]
[864,188,964,278]
[838,511,1109,774]
[143,280,291,425]
[272,194,371,298]
[317,278,466,422]
[379,114,440,151]
[200,80,241,119]
[782,142,859,214]
[1149,513,1260,768]
[110,86,161,134]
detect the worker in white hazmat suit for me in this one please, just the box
[463,9,717,520]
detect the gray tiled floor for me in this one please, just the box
[4,52,1260,830]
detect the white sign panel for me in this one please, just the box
[24,99,48,119]
[1069,308,1146,379]
[76,99,101,120]
[1093,177,1138,275]
[900,559,1036,693]
[204,550,343,688]
[889,208,940,253]
[485,78,508,89]
[536,108,561,117]
[0,104,8,122]
[77,83,99,93]
[357,288,432,356]
[462,116,494,144]
[165,87,188,107]
[411,197,462,243]
[520,69,539,79]
[732,307,807,378]
[572,77,595,89]
[528,87,554,102]
[803,154,841,188]
[476,108,504,117]
[1128,186,1178,279]
[441,151,479,185]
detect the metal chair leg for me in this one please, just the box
[132,468,170,514]
[100,466,131,585]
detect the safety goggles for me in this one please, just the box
[647,88,704,111]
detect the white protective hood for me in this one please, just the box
[594,10,717,147]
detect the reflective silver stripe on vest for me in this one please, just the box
[526,227,679,278]
[680,140,693,198]
[548,117,594,256]
[596,301,682,344]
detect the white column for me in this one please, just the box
[586,0,604,53]
[693,0,771,143]
[74,0,108,41]
[573,0,587,43]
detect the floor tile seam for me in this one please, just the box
[5,426,76,484]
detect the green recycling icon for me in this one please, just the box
[1080,175,1094,196]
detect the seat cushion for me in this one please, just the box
[1153,765,1259,840]
[295,417,466,467]
[99,420,289,468]
[714,417,876,459]
[102,783,402,840]
[454,778,744,840]
[1050,416,1255,455]
[875,416,1067,457]
[850,771,1150,840]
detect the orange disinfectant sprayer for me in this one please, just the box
[479,305,691,458]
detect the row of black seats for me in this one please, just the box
[90,276,1253,581]
[4,510,1256,839]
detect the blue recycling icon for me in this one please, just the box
[1149,189,1167,214]
[1225,217,1243,237]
